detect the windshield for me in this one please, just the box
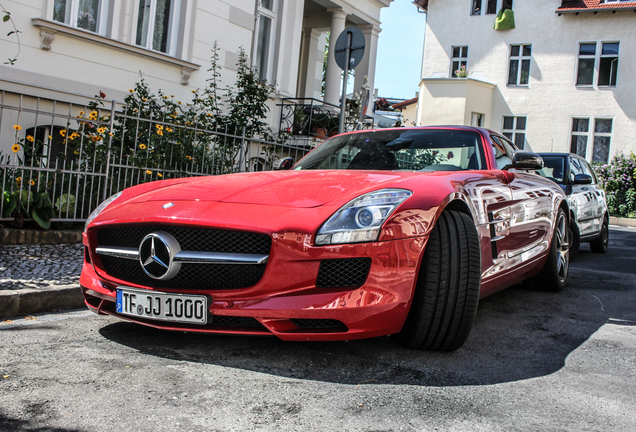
[294,129,486,171]
[537,155,566,184]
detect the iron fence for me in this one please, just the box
[0,90,312,225]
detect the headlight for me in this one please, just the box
[315,189,412,245]
[84,191,122,232]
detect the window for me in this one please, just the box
[53,0,109,34]
[491,135,515,170]
[576,41,619,87]
[135,0,181,56]
[570,117,613,163]
[451,46,468,77]
[471,0,499,15]
[471,112,485,127]
[502,116,526,149]
[508,44,531,86]
[254,0,277,81]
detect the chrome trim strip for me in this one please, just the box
[96,247,269,265]
[174,251,269,265]
[490,236,505,242]
[96,247,139,260]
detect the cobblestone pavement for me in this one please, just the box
[0,244,83,290]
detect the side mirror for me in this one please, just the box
[504,151,544,171]
[273,157,294,170]
[573,174,593,185]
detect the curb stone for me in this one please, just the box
[609,216,636,228]
[0,285,84,320]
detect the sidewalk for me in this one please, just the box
[0,244,85,320]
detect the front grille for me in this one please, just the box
[99,255,266,290]
[315,258,371,288]
[97,225,271,255]
[291,319,348,330]
[96,225,271,290]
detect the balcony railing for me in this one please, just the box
[278,98,374,140]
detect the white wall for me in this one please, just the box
[420,0,636,160]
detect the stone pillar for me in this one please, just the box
[354,25,381,99]
[323,8,348,106]
[299,28,325,99]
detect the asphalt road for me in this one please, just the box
[1,227,635,432]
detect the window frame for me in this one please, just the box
[507,44,532,86]
[253,0,278,82]
[52,0,110,35]
[502,116,526,149]
[450,45,468,78]
[569,116,613,163]
[134,0,182,57]
[470,0,501,15]
[576,40,620,88]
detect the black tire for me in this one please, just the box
[590,215,609,254]
[397,210,481,351]
[524,207,569,292]
[568,217,580,260]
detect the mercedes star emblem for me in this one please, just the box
[138,232,182,280]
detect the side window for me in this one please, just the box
[491,135,514,169]
[53,0,110,35]
[254,0,277,81]
[580,159,597,184]
[569,157,584,183]
[451,46,468,77]
[135,0,182,56]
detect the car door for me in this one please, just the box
[578,157,605,236]
[493,135,555,266]
[569,156,598,238]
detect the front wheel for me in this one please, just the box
[590,215,609,254]
[524,207,569,292]
[397,210,481,351]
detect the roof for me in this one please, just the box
[556,0,636,13]
[392,97,418,110]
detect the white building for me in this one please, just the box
[415,0,636,164]
[0,0,391,142]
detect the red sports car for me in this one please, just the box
[80,126,569,351]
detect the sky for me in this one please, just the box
[373,0,427,100]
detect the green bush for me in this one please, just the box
[594,153,636,218]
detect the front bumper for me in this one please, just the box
[80,234,428,341]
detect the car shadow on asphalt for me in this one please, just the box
[99,228,635,387]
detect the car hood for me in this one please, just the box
[126,170,415,208]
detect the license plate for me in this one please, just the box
[116,287,207,325]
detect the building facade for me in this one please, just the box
[415,0,636,164]
[0,0,390,147]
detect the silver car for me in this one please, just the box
[538,153,609,257]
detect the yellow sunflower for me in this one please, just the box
[16,177,22,183]
[13,124,21,131]
[155,124,163,130]
[26,135,34,142]
[156,130,163,136]
[158,173,163,178]
[166,127,173,133]
[146,170,152,175]
[59,130,67,137]
[139,144,147,150]
[12,144,20,153]
[91,135,100,142]
[48,135,53,140]
[97,127,107,134]
[185,155,192,160]
[30,180,36,186]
